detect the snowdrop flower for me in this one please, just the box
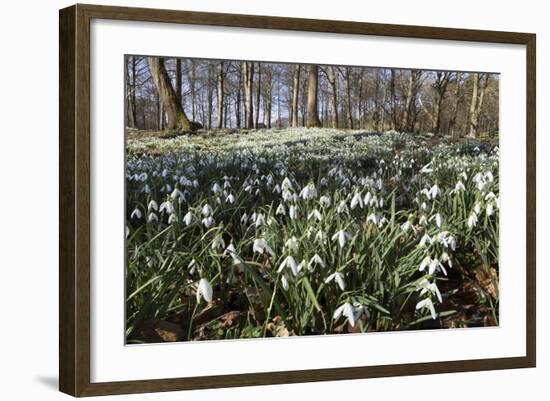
[429,184,441,199]
[252,238,275,257]
[170,188,183,201]
[416,279,443,303]
[285,236,299,252]
[299,183,318,200]
[416,298,437,320]
[130,207,142,220]
[315,229,327,244]
[331,229,352,249]
[255,213,266,228]
[474,203,481,215]
[419,215,428,226]
[168,213,178,224]
[289,205,299,220]
[308,209,322,222]
[308,254,325,271]
[196,278,213,303]
[486,202,494,216]
[159,201,174,215]
[273,184,281,194]
[333,302,355,327]
[275,203,286,216]
[440,252,452,268]
[320,177,328,187]
[297,259,306,273]
[278,255,298,276]
[212,183,222,194]
[125,226,130,238]
[420,163,433,174]
[244,185,252,193]
[363,192,372,205]
[419,234,432,247]
[211,234,225,251]
[325,272,346,291]
[319,195,331,207]
[148,200,158,211]
[147,212,158,223]
[401,220,413,233]
[225,193,235,204]
[431,213,442,228]
[350,192,364,209]
[202,203,213,217]
[223,180,231,189]
[281,275,289,291]
[453,181,465,193]
[336,201,349,214]
[282,177,293,191]
[485,192,496,201]
[429,257,443,275]
[240,213,248,225]
[183,211,193,226]
[188,259,198,274]
[467,212,478,228]
[202,216,215,228]
[419,256,432,272]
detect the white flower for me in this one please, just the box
[467,212,478,228]
[196,278,213,303]
[282,177,293,191]
[255,213,266,228]
[430,213,442,228]
[416,279,443,303]
[333,302,355,327]
[366,213,378,225]
[147,212,158,223]
[419,215,428,226]
[130,207,142,219]
[416,298,437,320]
[331,229,352,249]
[211,234,225,251]
[486,202,494,216]
[159,201,174,214]
[308,254,325,270]
[419,234,432,247]
[289,205,299,220]
[315,229,327,244]
[183,211,193,226]
[453,181,465,193]
[202,216,215,228]
[202,203,213,217]
[281,275,289,291]
[308,209,322,222]
[319,195,331,207]
[170,188,183,201]
[299,183,318,200]
[285,236,299,251]
[429,184,441,199]
[148,200,158,211]
[297,259,306,273]
[223,243,242,264]
[225,193,235,204]
[278,255,298,276]
[401,220,412,232]
[212,183,222,194]
[188,259,198,274]
[252,238,275,257]
[125,226,130,238]
[275,203,286,216]
[336,201,349,214]
[419,256,432,272]
[240,213,248,224]
[325,272,346,291]
[168,213,178,224]
[350,192,364,209]
[474,202,481,215]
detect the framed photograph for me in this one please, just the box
[59,4,536,397]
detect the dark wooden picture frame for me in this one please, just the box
[59,3,536,397]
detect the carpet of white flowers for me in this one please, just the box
[125,128,499,342]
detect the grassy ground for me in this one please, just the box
[125,128,499,343]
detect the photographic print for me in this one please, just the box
[125,56,500,344]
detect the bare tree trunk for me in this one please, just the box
[344,67,353,129]
[468,73,479,137]
[216,62,224,128]
[469,73,490,137]
[148,57,194,131]
[243,62,254,128]
[254,63,262,128]
[327,67,339,128]
[291,65,300,127]
[449,72,462,138]
[175,59,182,104]
[235,65,242,128]
[306,65,322,128]
[400,70,416,132]
[190,61,196,121]
[390,69,397,130]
